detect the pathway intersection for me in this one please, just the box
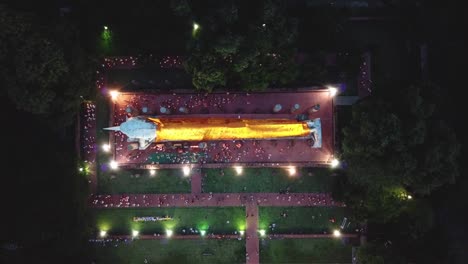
[90,166,352,264]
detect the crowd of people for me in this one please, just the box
[109,92,329,166]
[89,192,345,208]
[81,102,97,163]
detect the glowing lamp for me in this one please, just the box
[287,166,296,176]
[330,158,340,168]
[149,169,156,176]
[99,230,107,238]
[166,229,173,237]
[79,167,83,172]
[333,229,341,237]
[109,90,119,101]
[200,230,206,236]
[239,230,245,236]
[407,195,412,200]
[193,23,200,31]
[234,166,243,175]
[104,26,108,30]
[328,86,338,97]
[132,230,139,238]
[182,166,190,176]
[258,229,266,237]
[102,143,111,152]
[109,160,119,170]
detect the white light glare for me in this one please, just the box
[132,230,139,238]
[200,230,206,236]
[407,195,412,200]
[99,230,107,238]
[333,229,341,237]
[239,230,245,236]
[234,166,243,175]
[183,166,190,176]
[328,86,338,97]
[166,229,173,237]
[258,230,266,237]
[287,166,296,176]
[149,169,156,176]
[331,158,340,168]
[193,23,200,31]
[102,144,111,152]
[109,90,119,100]
[109,160,119,170]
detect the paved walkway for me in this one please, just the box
[246,204,259,264]
[111,91,334,166]
[89,193,344,208]
[190,170,202,195]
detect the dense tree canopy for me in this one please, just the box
[0,5,95,127]
[340,83,460,222]
[171,0,298,92]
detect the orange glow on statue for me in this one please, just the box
[105,116,322,150]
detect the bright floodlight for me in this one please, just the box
[200,230,206,236]
[287,166,296,176]
[104,26,108,30]
[330,158,340,168]
[149,169,156,176]
[99,230,107,238]
[109,160,119,170]
[239,230,245,236]
[234,166,243,175]
[333,229,341,237]
[193,23,200,31]
[183,166,190,176]
[407,195,412,200]
[166,229,173,237]
[132,230,139,238]
[79,167,83,172]
[328,86,338,97]
[109,90,119,100]
[102,143,111,152]
[258,230,266,237]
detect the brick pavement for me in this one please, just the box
[246,204,259,264]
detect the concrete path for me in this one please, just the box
[245,203,259,264]
[190,170,202,195]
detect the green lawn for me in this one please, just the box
[94,207,246,235]
[97,168,191,194]
[259,207,355,234]
[202,168,334,193]
[93,239,245,264]
[260,239,352,263]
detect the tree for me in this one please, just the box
[0,6,95,127]
[340,83,459,222]
[172,0,298,92]
[356,242,406,264]
[342,83,459,195]
[356,244,385,264]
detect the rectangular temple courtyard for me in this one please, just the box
[79,57,358,263]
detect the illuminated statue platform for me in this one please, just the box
[107,89,334,167]
[105,116,322,150]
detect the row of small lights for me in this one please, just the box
[108,85,337,101]
[105,161,339,176]
[99,228,341,239]
[99,229,244,239]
